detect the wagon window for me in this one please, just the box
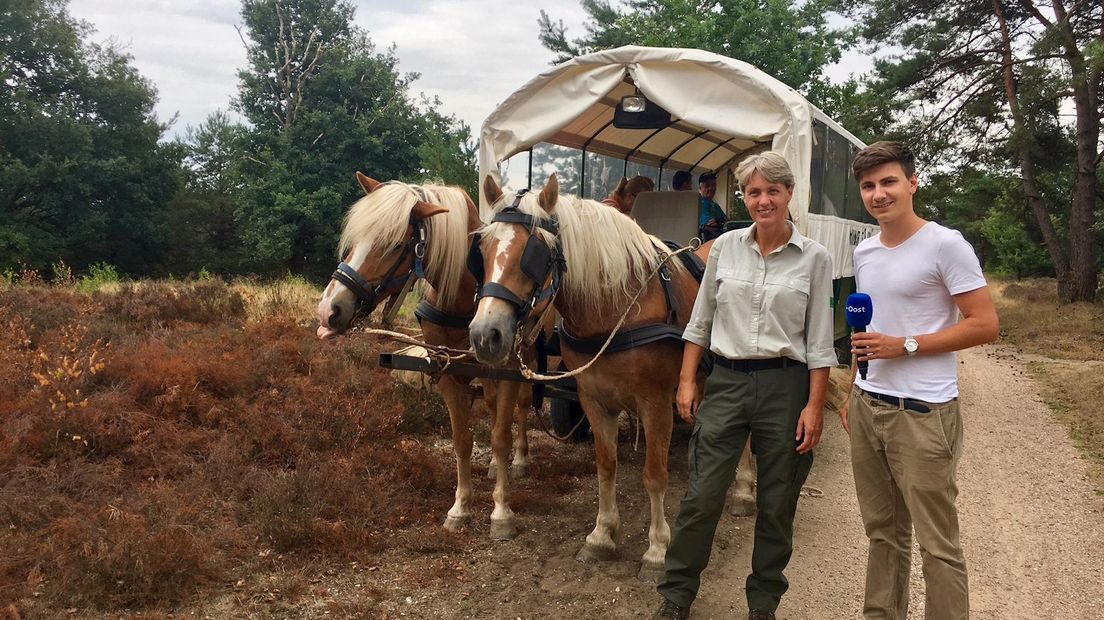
[531,142,581,196]
[809,121,828,216]
[500,151,531,190]
[820,130,852,219]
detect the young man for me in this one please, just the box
[843,141,999,619]
[697,171,726,240]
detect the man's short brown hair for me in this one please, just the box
[852,141,916,181]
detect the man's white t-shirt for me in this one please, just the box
[853,222,987,402]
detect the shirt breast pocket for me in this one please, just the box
[766,274,810,315]
[715,268,752,305]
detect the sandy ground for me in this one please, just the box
[290,344,1104,619]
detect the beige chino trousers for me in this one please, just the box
[849,388,969,620]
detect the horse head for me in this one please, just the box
[468,174,564,366]
[316,172,448,339]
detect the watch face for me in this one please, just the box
[905,338,918,353]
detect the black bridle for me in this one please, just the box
[467,189,566,327]
[329,213,428,319]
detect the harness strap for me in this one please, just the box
[664,239,707,283]
[557,322,714,375]
[413,300,474,329]
[657,261,678,324]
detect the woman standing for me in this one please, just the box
[601,175,654,215]
[653,152,837,620]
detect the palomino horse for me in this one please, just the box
[316,174,531,539]
[469,174,754,579]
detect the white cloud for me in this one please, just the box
[64,1,869,139]
[69,0,246,134]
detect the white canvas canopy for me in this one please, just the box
[478,45,876,279]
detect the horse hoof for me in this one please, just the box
[575,543,615,563]
[637,563,665,583]
[509,463,528,480]
[443,515,471,531]
[728,496,756,517]
[489,519,518,541]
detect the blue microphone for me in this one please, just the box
[845,293,873,380]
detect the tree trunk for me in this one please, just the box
[993,0,1072,292]
[1066,79,1099,302]
[1051,0,1100,302]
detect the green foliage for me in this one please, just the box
[982,205,1052,278]
[417,101,479,199]
[165,110,248,275]
[76,262,121,294]
[0,0,182,276]
[538,0,853,105]
[849,0,1101,299]
[232,0,475,277]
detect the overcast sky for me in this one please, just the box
[67,0,866,140]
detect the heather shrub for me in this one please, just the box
[96,279,246,325]
[0,280,496,613]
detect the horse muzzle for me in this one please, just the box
[469,310,517,367]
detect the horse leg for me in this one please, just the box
[510,382,532,480]
[576,395,620,562]
[489,380,519,540]
[638,396,674,581]
[727,437,757,517]
[483,379,501,480]
[439,376,475,531]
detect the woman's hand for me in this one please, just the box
[795,405,824,454]
[676,377,700,424]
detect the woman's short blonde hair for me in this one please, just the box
[735,152,795,190]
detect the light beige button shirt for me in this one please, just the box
[683,222,837,369]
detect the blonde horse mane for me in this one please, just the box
[481,189,684,316]
[338,181,471,307]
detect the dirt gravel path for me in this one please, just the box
[347,344,1104,619]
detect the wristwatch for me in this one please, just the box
[904,336,919,357]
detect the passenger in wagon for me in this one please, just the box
[672,170,693,191]
[601,175,654,215]
[697,171,727,240]
[653,152,836,620]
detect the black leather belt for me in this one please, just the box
[861,389,952,414]
[714,356,804,373]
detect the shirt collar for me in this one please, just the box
[740,221,804,253]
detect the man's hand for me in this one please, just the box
[851,331,906,362]
[676,378,700,424]
[795,405,824,454]
[838,398,851,435]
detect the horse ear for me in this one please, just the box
[356,171,382,195]
[483,175,504,205]
[538,173,559,211]
[411,200,448,220]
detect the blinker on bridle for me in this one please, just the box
[467,189,566,326]
[329,185,432,319]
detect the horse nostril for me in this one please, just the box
[489,327,503,349]
[331,304,341,320]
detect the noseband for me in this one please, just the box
[467,189,566,326]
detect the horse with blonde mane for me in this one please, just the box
[469,173,756,579]
[316,173,531,540]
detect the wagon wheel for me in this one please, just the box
[550,397,589,441]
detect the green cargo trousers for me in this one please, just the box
[658,363,813,612]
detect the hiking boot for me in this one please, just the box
[748,610,776,620]
[653,597,691,620]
